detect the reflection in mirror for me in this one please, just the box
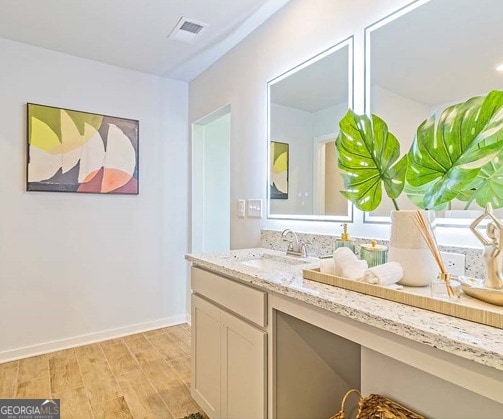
[268,38,353,220]
[366,0,503,224]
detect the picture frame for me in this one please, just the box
[270,141,289,199]
[27,103,139,194]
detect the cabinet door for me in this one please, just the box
[192,294,221,418]
[220,310,267,419]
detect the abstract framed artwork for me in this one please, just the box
[27,103,139,194]
[270,141,288,199]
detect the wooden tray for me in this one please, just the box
[303,268,503,329]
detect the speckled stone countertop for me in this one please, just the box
[186,248,503,372]
[261,229,486,279]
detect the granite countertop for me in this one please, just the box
[186,247,503,372]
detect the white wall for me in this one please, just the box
[370,85,431,216]
[189,0,483,247]
[312,102,347,138]
[0,38,189,360]
[371,85,431,152]
[189,0,421,249]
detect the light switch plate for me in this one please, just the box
[238,200,246,217]
[247,199,263,218]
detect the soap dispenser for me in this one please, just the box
[334,224,355,252]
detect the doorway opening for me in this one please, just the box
[191,105,231,253]
[313,133,346,215]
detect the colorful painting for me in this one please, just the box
[27,103,139,194]
[270,141,288,199]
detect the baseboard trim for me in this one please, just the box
[0,315,187,364]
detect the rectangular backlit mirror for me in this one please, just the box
[267,37,353,221]
[365,0,503,225]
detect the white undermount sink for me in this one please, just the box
[237,253,310,270]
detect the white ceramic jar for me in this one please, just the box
[388,210,438,287]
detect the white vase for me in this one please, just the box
[388,210,438,287]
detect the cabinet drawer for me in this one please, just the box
[191,267,267,327]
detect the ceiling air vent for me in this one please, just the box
[169,17,208,43]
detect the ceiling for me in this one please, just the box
[0,0,290,81]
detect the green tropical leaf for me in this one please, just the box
[461,148,503,209]
[336,110,406,211]
[404,180,447,211]
[406,90,503,209]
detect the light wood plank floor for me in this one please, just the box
[0,324,205,419]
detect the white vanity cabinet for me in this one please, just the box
[187,249,503,418]
[191,267,267,419]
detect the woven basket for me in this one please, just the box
[331,389,425,419]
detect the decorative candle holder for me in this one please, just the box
[360,240,388,268]
[431,272,461,300]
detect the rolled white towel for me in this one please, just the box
[320,258,336,275]
[341,259,368,280]
[333,247,357,276]
[362,262,403,286]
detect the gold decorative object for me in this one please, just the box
[470,203,503,289]
[457,276,503,306]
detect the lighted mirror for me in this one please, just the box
[268,38,353,221]
[366,0,503,225]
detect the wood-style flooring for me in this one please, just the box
[0,324,204,419]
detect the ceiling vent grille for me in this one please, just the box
[169,17,208,43]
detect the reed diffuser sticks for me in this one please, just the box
[412,211,455,297]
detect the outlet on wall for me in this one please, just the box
[440,252,465,277]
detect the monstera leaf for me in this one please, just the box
[336,110,406,211]
[406,90,503,209]
[403,180,448,211]
[458,148,503,209]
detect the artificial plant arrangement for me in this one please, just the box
[335,90,503,212]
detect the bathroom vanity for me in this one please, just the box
[186,0,503,415]
[186,248,503,419]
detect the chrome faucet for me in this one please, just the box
[282,229,307,257]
